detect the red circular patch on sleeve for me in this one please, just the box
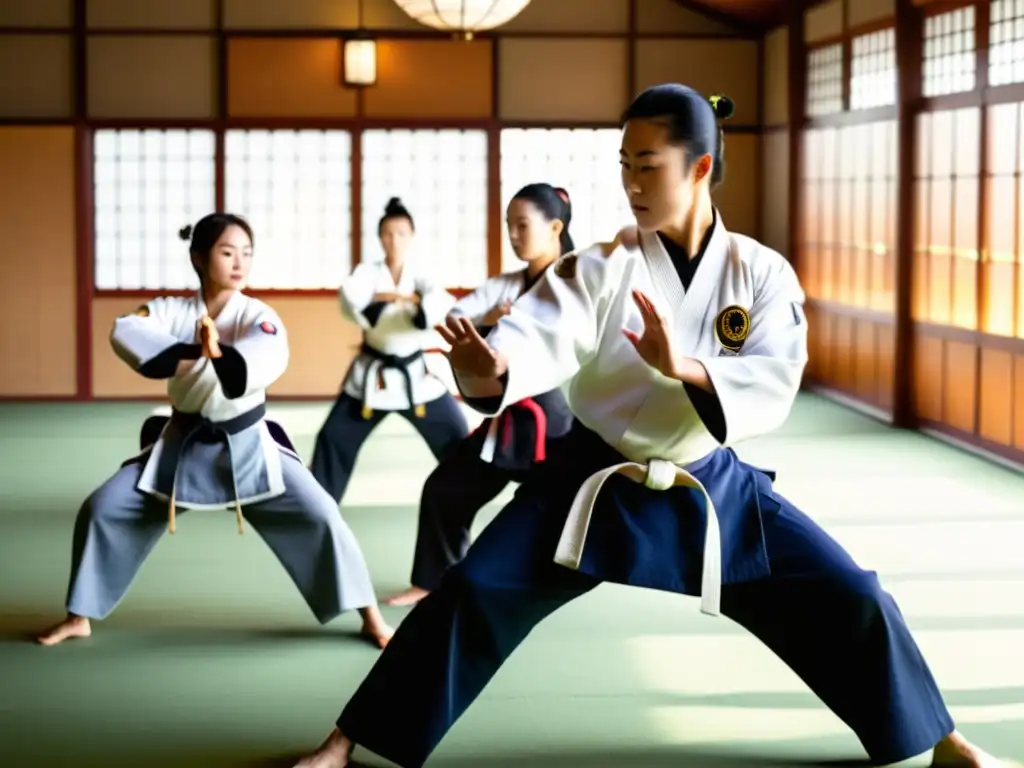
[259,321,277,335]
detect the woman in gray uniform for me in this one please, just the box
[37,213,393,649]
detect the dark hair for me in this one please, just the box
[179,213,253,285]
[378,196,414,235]
[511,183,574,255]
[621,84,735,190]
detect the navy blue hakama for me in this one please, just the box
[337,422,954,767]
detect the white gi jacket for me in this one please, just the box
[453,215,808,615]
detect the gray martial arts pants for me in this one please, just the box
[64,453,378,623]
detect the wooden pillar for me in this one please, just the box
[892,0,923,428]
[787,3,807,275]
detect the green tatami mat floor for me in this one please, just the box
[0,394,1022,767]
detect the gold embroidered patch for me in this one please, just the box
[554,254,577,279]
[715,305,750,351]
[120,304,149,319]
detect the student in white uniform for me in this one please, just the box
[293,85,1012,768]
[37,213,394,649]
[310,197,469,507]
[384,183,576,607]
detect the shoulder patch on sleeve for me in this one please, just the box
[554,254,578,279]
[259,320,278,335]
[120,304,149,319]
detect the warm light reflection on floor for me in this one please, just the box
[627,629,1024,696]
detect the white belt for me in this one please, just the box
[553,459,723,617]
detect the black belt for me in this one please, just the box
[170,403,267,441]
[360,343,426,418]
[165,403,267,536]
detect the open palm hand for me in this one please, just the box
[436,316,508,379]
[622,289,680,378]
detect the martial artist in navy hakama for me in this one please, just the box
[38,214,393,648]
[385,183,576,607]
[293,87,1009,768]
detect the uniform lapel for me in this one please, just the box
[639,212,731,355]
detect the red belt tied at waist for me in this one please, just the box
[477,397,548,466]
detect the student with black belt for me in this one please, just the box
[384,183,577,607]
[310,198,469,508]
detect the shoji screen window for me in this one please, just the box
[498,129,632,273]
[922,6,976,97]
[224,130,353,290]
[989,0,1024,87]
[913,108,981,329]
[800,127,840,301]
[850,28,896,110]
[806,44,844,117]
[834,121,897,313]
[93,129,215,290]
[360,129,488,289]
[983,102,1023,338]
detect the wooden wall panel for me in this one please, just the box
[805,301,824,382]
[87,36,217,119]
[979,348,1014,446]
[805,0,843,43]
[854,320,877,401]
[0,0,70,27]
[833,315,854,391]
[760,130,790,255]
[877,325,895,411]
[634,40,759,125]
[0,35,73,118]
[914,333,945,423]
[499,39,628,122]
[715,131,759,237]
[86,0,217,29]
[763,26,789,127]
[362,40,493,119]
[0,128,77,397]
[227,39,359,118]
[848,0,895,28]
[634,0,736,34]
[502,0,630,33]
[1016,355,1024,452]
[943,340,977,434]
[223,0,359,29]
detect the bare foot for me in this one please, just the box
[384,586,430,607]
[932,731,1022,767]
[36,615,92,646]
[357,606,394,649]
[292,727,352,768]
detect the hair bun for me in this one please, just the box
[709,94,735,120]
[179,224,193,241]
[385,196,405,215]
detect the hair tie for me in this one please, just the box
[708,94,735,120]
[555,188,569,204]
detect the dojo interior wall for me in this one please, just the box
[781,0,1024,465]
[0,0,764,401]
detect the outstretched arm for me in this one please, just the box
[109,299,200,379]
[448,278,504,327]
[444,243,621,416]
